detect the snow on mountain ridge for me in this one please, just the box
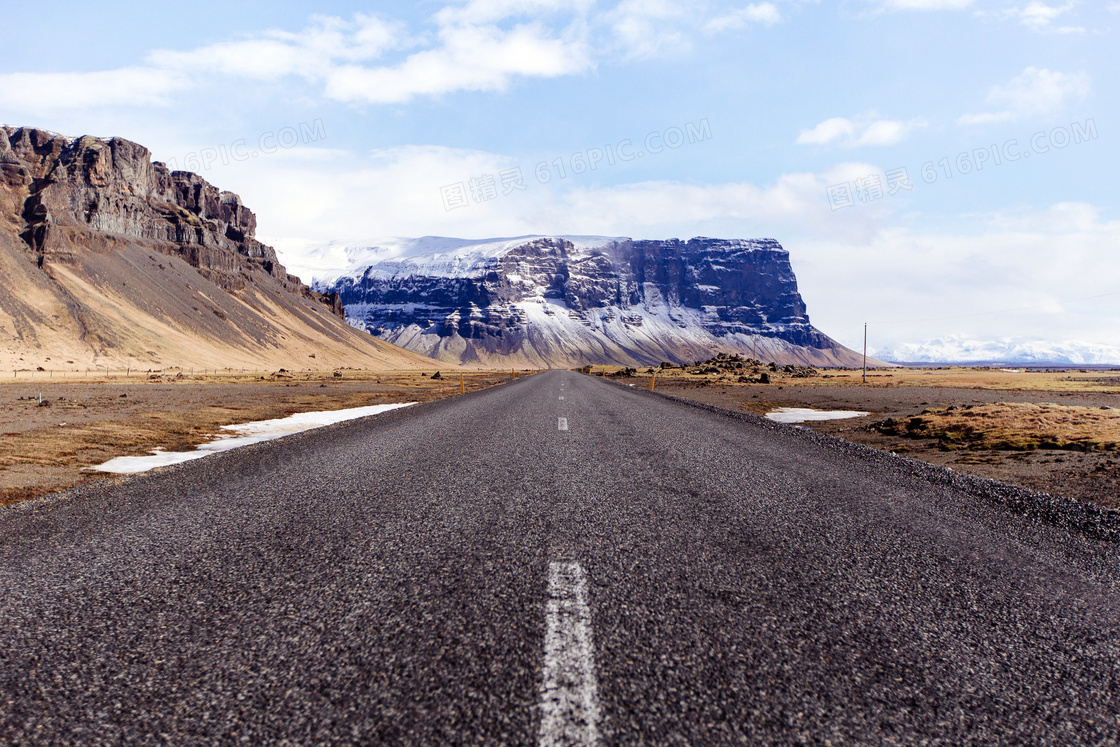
[311,235,780,284]
[316,235,860,368]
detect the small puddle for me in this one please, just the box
[766,407,869,424]
[90,402,417,474]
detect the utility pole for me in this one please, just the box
[862,323,867,384]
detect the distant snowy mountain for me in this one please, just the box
[312,235,871,368]
[874,337,1120,365]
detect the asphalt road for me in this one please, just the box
[2,370,1119,744]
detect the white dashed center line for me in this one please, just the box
[559,396,565,400]
[539,562,601,746]
[558,417,568,431]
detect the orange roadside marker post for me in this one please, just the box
[460,375,465,394]
[650,374,656,391]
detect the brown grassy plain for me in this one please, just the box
[1,369,525,506]
[600,363,1120,509]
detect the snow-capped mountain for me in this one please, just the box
[874,337,1120,365]
[313,235,869,368]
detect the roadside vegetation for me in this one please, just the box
[0,370,521,506]
[878,402,1120,452]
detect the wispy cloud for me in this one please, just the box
[0,68,188,111]
[877,0,974,10]
[1018,1,1079,29]
[976,2,1084,33]
[323,24,592,103]
[0,1,796,113]
[984,1,1086,33]
[244,144,1120,355]
[146,14,405,80]
[155,10,592,105]
[959,66,1090,125]
[607,0,694,59]
[705,3,781,32]
[796,113,927,147]
[0,8,594,112]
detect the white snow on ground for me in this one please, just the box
[766,407,869,424]
[90,403,417,474]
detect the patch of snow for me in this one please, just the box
[90,402,416,474]
[766,407,869,424]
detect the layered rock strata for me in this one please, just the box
[0,127,426,370]
[320,236,867,367]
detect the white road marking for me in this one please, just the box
[539,562,601,746]
[559,396,565,400]
[558,417,569,431]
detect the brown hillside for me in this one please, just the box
[0,126,434,371]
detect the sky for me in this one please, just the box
[1,0,1117,361]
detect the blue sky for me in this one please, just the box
[1,0,1117,360]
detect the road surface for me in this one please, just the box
[2,370,1119,744]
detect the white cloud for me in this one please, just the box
[0,68,188,111]
[234,147,888,257]
[1013,2,1083,33]
[434,0,595,26]
[607,0,694,59]
[794,203,1120,352]
[0,8,592,114]
[0,2,796,113]
[203,139,1120,355]
[1019,1,1068,27]
[958,67,1090,125]
[873,337,1120,364]
[146,14,403,79]
[796,114,927,147]
[878,0,974,9]
[705,3,781,32]
[155,11,592,105]
[323,23,591,103]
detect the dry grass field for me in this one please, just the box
[879,402,1120,452]
[0,369,527,507]
[10,360,1120,512]
[590,361,1120,394]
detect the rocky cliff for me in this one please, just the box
[318,236,866,367]
[0,127,429,370]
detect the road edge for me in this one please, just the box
[633,382,1120,544]
[0,376,527,521]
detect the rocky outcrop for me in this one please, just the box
[0,126,432,370]
[1,126,311,295]
[320,236,867,367]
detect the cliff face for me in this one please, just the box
[0,127,427,370]
[320,236,862,367]
[2,126,340,306]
